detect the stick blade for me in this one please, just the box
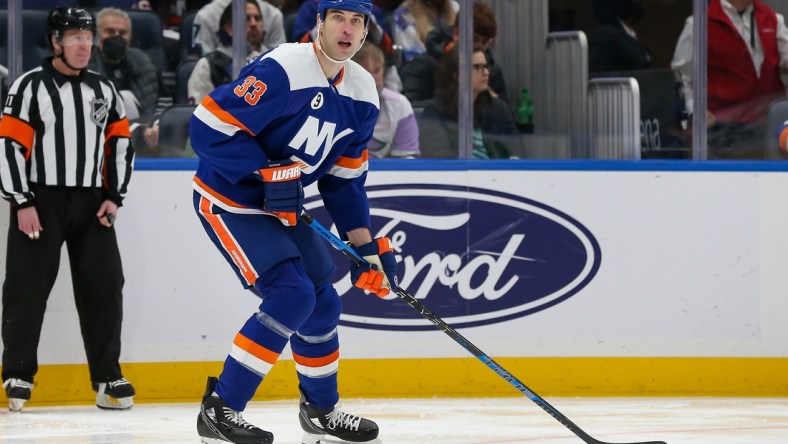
[591,441,667,444]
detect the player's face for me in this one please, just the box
[471,50,490,96]
[58,29,94,69]
[320,9,367,60]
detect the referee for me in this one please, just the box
[0,7,135,411]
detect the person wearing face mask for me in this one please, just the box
[187,0,269,105]
[189,0,397,442]
[89,8,163,125]
[588,0,651,74]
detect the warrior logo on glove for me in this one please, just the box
[257,160,304,226]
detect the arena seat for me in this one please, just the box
[175,58,198,105]
[127,10,168,74]
[157,104,197,156]
[179,9,199,61]
[592,68,691,159]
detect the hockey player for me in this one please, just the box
[188,0,399,443]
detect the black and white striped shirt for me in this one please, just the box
[0,58,134,208]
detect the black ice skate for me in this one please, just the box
[3,378,33,412]
[197,376,273,444]
[299,395,380,444]
[93,377,135,410]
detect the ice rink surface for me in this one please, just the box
[0,397,786,443]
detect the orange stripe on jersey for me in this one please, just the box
[201,95,254,136]
[0,115,35,155]
[105,118,131,140]
[198,196,258,286]
[292,350,340,367]
[193,176,247,208]
[332,67,345,86]
[234,332,281,364]
[334,150,368,169]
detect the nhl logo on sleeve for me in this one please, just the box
[89,98,109,126]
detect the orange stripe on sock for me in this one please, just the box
[292,350,339,367]
[234,333,281,364]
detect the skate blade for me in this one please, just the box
[301,432,382,444]
[96,394,134,410]
[200,437,231,444]
[8,398,26,412]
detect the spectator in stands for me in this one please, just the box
[671,0,788,159]
[588,0,651,74]
[399,2,505,103]
[419,45,517,159]
[91,7,163,123]
[192,0,285,55]
[353,42,420,158]
[188,0,267,104]
[392,0,458,63]
[90,7,174,157]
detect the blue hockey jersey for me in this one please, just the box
[189,42,380,234]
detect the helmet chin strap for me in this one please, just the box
[54,43,86,72]
[316,19,368,64]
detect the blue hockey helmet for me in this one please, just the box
[318,0,372,25]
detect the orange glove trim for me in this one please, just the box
[779,127,788,154]
[259,163,301,182]
[272,211,297,226]
[376,237,393,254]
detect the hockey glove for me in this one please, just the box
[350,237,399,297]
[258,160,303,226]
[778,121,788,154]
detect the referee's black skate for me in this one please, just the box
[197,377,273,444]
[298,395,380,444]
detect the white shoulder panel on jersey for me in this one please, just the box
[264,43,328,92]
[336,60,380,109]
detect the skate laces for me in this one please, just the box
[223,407,256,430]
[325,409,362,431]
[3,379,33,391]
[108,378,130,389]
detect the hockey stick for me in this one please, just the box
[301,212,666,444]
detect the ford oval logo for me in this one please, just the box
[305,184,601,331]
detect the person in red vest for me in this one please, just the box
[672,0,788,159]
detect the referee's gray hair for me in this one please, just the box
[96,7,132,34]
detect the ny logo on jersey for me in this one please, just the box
[289,116,354,157]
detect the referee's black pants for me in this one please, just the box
[2,184,126,385]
